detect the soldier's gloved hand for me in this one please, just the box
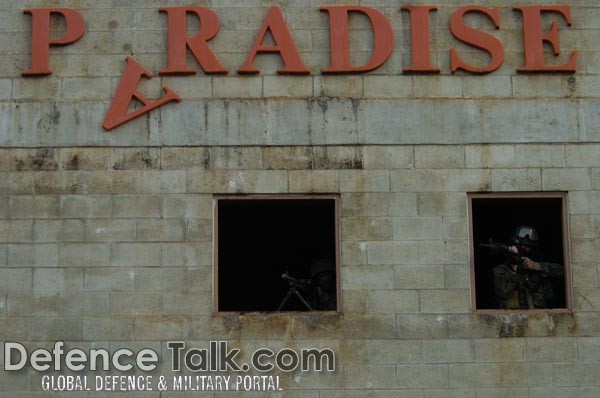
[521,257,541,271]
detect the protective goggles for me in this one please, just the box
[515,226,539,241]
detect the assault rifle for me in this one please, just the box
[478,239,525,266]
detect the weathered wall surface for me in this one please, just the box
[1,0,600,397]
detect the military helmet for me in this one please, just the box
[511,225,539,247]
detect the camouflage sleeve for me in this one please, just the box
[493,267,517,300]
[538,262,564,278]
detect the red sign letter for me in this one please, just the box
[23,8,85,76]
[159,7,227,75]
[320,6,394,74]
[450,6,505,74]
[514,6,577,73]
[239,7,309,74]
[401,6,439,73]
[104,57,181,131]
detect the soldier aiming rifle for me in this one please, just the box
[480,226,564,310]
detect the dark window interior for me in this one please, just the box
[471,196,567,310]
[217,198,337,312]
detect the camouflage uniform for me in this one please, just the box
[493,261,564,309]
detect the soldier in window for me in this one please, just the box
[492,226,564,309]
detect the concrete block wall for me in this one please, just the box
[0,0,599,396]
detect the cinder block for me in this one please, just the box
[553,363,600,386]
[341,266,394,290]
[394,265,445,289]
[186,170,238,193]
[314,75,363,97]
[367,241,419,265]
[423,339,474,364]
[313,146,363,170]
[397,314,448,339]
[30,317,82,341]
[13,78,61,100]
[572,239,600,263]
[0,220,33,242]
[162,242,212,267]
[58,148,111,171]
[186,218,212,242]
[161,76,212,99]
[368,290,419,314]
[289,170,339,193]
[393,217,443,240]
[542,169,591,191]
[0,268,32,291]
[60,196,111,218]
[163,194,212,219]
[160,147,209,170]
[414,75,461,98]
[135,171,186,193]
[420,289,470,314]
[111,195,162,218]
[208,147,263,170]
[162,292,211,316]
[340,193,365,218]
[363,146,414,170]
[8,244,58,267]
[33,268,83,292]
[63,77,113,100]
[491,169,542,191]
[369,339,422,364]
[135,317,186,340]
[365,193,417,217]
[415,146,465,169]
[566,144,600,167]
[345,314,396,339]
[570,191,600,215]
[515,145,565,168]
[345,365,396,389]
[137,219,186,242]
[340,170,390,193]
[463,76,512,98]
[83,318,134,341]
[396,364,449,388]
[11,196,59,218]
[110,148,160,170]
[579,337,600,362]
[7,292,57,316]
[236,170,288,193]
[239,315,291,339]
[341,241,367,266]
[110,292,162,315]
[59,243,110,267]
[188,316,240,340]
[0,317,28,340]
[570,215,595,239]
[526,337,577,362]
[213,76,262,97]
[417,193,466,217]
[364,76,413,98]
[474,339,526,362]
[448,314,499,338]
[263,147,312,170]
[34,220,84,242]
[58,292,109,316]
[85,219,136,242]
[8,148,58,171]
[135,267,188,291]
[465,145,515,168]
[264,76,313,97]
[110,243,162,267]
[529,387,579,398]
[291,315,344,339]
[84,268,135,291]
